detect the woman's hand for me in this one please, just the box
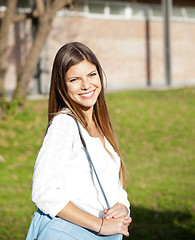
[100,216,131,237]
[104,202,129,219]
[102,203,132,236]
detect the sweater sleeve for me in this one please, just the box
[32,114,75,218]
[117,180,131,216]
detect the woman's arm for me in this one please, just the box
[32,114,76,218]
[57,201,130,237]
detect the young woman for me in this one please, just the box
[31,42,131,238]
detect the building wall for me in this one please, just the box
[49,16,147,90]
[5,15,195,95]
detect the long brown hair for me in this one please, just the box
[48,42,126,186]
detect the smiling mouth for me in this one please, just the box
[79,90,95,98]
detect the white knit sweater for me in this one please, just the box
[32,113,130,218]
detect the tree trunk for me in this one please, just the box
[13,0,72,101]
[0,0,74,117]
[13,15,53,100]
[0,0,17,99]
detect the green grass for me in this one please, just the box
[0,88,195,240]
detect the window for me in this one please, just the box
[75,2,85,12]
[132,4,145,18]
[151,5,162,17]
[88,2,104,14]
[172,7,183,17]
[185,7,195,19]
[57,0,195,23]
[110,3,125,15]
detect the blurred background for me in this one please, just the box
[0,1,194,240]
[0,0,195,98]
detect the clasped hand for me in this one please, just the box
[101,203,132,237]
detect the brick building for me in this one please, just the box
[1,0,195,95]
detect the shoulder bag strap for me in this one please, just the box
[67,114,111,210]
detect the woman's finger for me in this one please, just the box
[104,209,120,219]
[112,212,125,219]
[123,216,132,225]
[104,209,108,214]
[104,203,128,219]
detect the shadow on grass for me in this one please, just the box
[123,206,195,240]
[0,206,194,240]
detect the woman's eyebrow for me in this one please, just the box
[66,69,97,80]
[88,69,97,74]
[66,76,78,80]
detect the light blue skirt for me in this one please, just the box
[26,208,123,240]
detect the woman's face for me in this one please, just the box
[65,59,101,112]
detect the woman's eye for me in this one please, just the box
[90,73,97,77]
[70,78,77,82]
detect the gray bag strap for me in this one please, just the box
[67,114,111,210]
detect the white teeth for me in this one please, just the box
[81,91,94,97]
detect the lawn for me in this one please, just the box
[0,88,194,240]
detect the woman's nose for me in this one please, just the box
[81,78,90,90]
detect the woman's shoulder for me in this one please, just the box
[52,108,73,122]
[48,111,76,134]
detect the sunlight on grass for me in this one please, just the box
[0,88,194,240]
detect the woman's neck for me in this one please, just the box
[80,108,105,147]
[82,107,93,123]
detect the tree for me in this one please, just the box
[0,0,18,115]
[0,0,77,117]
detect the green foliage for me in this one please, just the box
[0,88,194,240]
[0,98,24,117]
